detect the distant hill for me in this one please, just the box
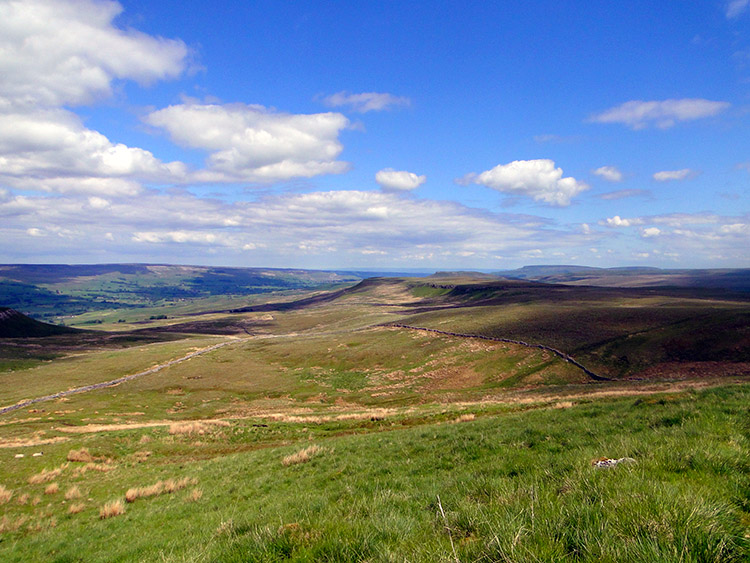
[0,307,80,338]
[494,265,750,291]
[0,264,363,320]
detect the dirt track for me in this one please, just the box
[0,338,247,416]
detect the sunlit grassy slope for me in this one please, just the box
[0,386,747,562]
[1,275,749,560]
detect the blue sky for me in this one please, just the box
[0,0,748,270]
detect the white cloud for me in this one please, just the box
[375,168,426,191]
[0,0,191,196]
[642,227,661,237]
[726,0,750,18]
[87,196,110,209]
[592,166,623,182]
[146,103,350,182]
[0,109,186,193]
[0,189,593,265]
[720,223,750,235]
[652,168,695,182]
[468,159,589,206]
[589,99,730,129]
[322,91,410,113]
[0,0,188,109]
[604,215,644,227]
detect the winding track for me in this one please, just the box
[0,338,247,416]
[389,324,612,382]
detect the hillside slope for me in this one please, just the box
[0,307,80,338]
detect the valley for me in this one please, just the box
[0,271,748,561]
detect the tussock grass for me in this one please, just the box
[281,445,325,466]
[66,447,94,462]
[68,502,85,514]
[99,499,125,519]
[64,486,81,500]
[125,477,197,503]
[187,488,203,502]
[72,461,116,476]
[0,515,27,533]
[28,463,68,484]
[169,421,207,435]
[44,483,59,495]
[16,493,29,505]
[455,413,475,422]
[0,485,12,504]
[132,450,152,463]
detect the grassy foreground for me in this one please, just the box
[0,384,748,562]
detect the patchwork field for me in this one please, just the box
[1,274,749,560]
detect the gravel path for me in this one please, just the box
[0,338,246,416]
[389,324,612,382]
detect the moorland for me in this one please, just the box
[0,264,748,561]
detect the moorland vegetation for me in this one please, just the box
[0,270,748,561]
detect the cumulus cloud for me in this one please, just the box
[0,109,186,194]
[589,99,730,129]
[0,0,188,109]
[145,103,350,182]
[592,166,623,182]
[726,0,750,18]
[375,168,426,191]
[467,159,589,206]
[603,215,644,227]
[641,227,661,237]
[321,91,410,113]
[0,0,192,195]
[652,168,696,182]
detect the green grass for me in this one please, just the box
[0,385,747,561]
[2,276,750,560]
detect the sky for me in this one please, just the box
[0,0,749,270]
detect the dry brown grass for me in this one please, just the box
[455,413,476,423]
[31,495,41,506]
[44,483,59,495]
[0,485,12,504]
[125,476,197,503]
[169,420,230,435]
[68,502,86,514]
[132,450,152,463]
[169,421,208,435]
[187,488,203,502]
[16,493,29,505]
[72,462,116,476]
[64,485,81,500]
[0,515,27,533]
[28,463,68,484]
[99,499,125,519]
[281,445,324,466]
[67,447,95,463]
[139,434,152,444]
